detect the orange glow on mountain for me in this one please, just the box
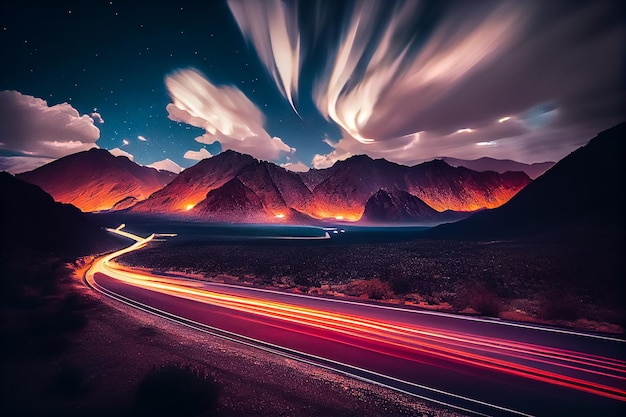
[313,208,363,222]
[274,213,286,219]
[414,187,523,212]
[185,203,195,211]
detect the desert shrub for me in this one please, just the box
[453,284,502,317]
[134,364,220,417]
[539,292,581,321]
[346,279,392,300]
[366,278,392,300]
[388,273,414,295]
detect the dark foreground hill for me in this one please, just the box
[429,123,625,242]
[0,171,123,257]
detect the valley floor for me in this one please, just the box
[118,237,625,335]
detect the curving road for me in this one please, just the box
[85,227,626,417]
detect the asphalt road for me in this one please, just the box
[86,229,626,417]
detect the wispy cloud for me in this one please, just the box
[165,68,294,161]
[230,1,624,164]
[228,0,301,113]
[0,156,55,174]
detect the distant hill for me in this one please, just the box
[0,172,122,257]
[361,189,470,224]
[429,123,626,241]
[17,148,175,212]
[440,157,554,179]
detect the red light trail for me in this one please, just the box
[85,227,626,415]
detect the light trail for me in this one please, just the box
[86,226,626,415]
[92,266,626,401]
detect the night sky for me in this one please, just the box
[1,0,624,174]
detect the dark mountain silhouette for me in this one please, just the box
[191,177,269,222]
[361,189,470,224]
[17,148,175,212]
[429,123,626,240]
[0,172,122,257]
[441,157,554,179]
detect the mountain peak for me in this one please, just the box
[17,149,175,212]
[361,189,442,223]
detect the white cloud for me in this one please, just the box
[281,160,309,172]
[108,147,134,161]
[183,147,212,160]
[0,90,99,158]
[147,158,183,174]
[165,68,295,161]
[122,139,130,146]
[90,112,104,124]
[137,135,148,141]
[0,156,55,174]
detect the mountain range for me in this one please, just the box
[440,157,554,180]
[128,151,530,223]
[17,148,175,212]
[8,121,622,229]
[429,122,625,240]
[12,148,534,224]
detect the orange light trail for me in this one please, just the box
[92,258,626,402]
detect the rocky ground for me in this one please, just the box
[118,237,625,334]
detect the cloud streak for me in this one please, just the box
[165,68,294,161]
[230,0,625,164]
[228,0,301,113]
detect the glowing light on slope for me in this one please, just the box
[274,213,285,219]
[185,203,195,211]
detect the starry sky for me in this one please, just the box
[0,0,624,174]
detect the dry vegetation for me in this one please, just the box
[118,237,625,334]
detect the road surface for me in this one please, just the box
[85,228,626,416]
